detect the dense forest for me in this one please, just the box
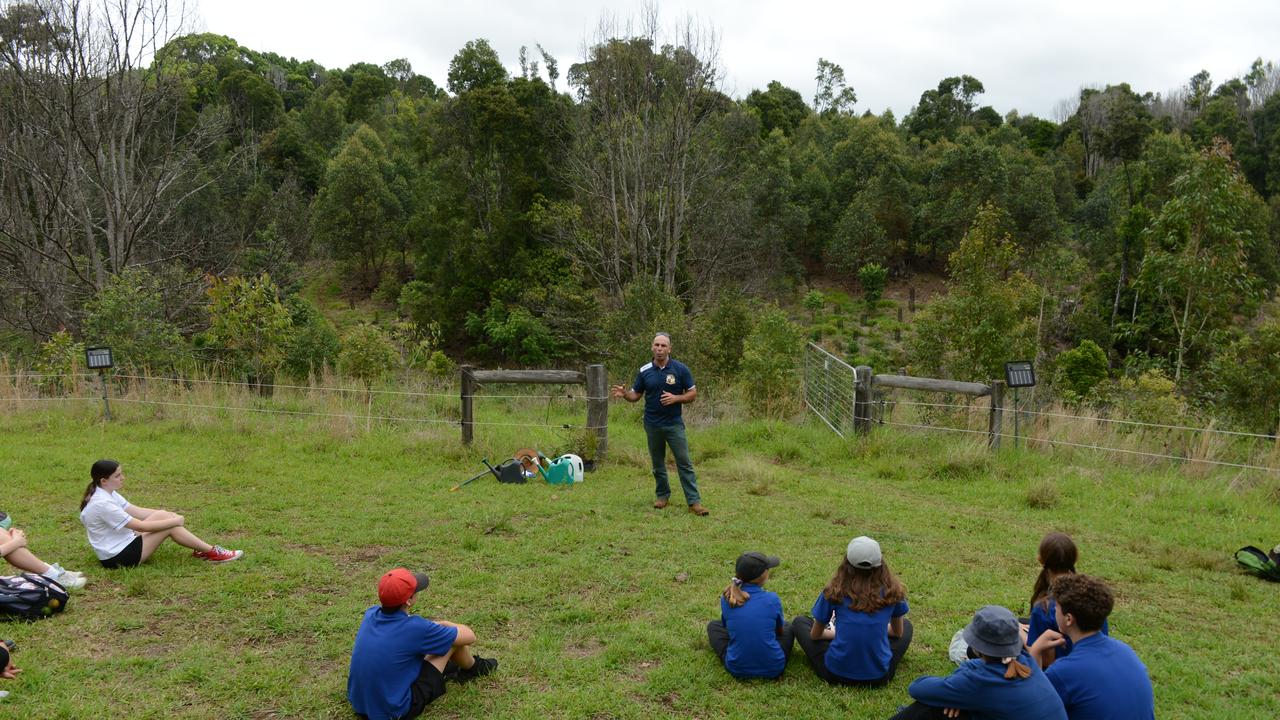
[4,1,1280,432]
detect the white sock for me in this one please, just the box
[42,563,64,580]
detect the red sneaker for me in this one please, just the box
[193,545,243,563]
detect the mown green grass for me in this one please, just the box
[1,400,1278,719]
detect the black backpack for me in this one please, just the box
[1234,545,1280,582]
[0,573,70,620]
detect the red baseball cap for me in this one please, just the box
[377,568,430,608]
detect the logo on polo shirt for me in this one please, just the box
[666,374,675,385]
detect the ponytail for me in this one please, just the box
[1003,656,1033,680]
[722,577,752,608]
[976,651,1033,680]
[1030,532,1078,609]
[81,459,119,510]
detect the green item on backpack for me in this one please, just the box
[1234,545,1280,582]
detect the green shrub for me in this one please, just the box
[1053,339,1109,402]
[857,263,889,305]
[465,300,564,366]
[82,268,187,375]
[338,323,400,390]
[1093,369,1185,425]
[740,305,805,418]
[34,330,84,394]
[201,274,293,383]
[280,297,340,379]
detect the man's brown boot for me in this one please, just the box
[653,498,669,509]
[688,503,709,516]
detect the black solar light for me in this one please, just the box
[85,346,113,420]
[85,346,113,370]
[1004,360,1035,388]
[1004,361,1036,448]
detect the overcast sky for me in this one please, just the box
[197,0,1280,119]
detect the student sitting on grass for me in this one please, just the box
[348,568,497,720]
[1028,575,1154,720]
[790,536,912,686]
[706,551,794,680]
[78,460,243,568]
[0,514,86,590]
[1027,533,1107,668]
[890,605,1067,720]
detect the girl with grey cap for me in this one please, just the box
[790,536,913,686]
[705,551,794,680]
[889,605,1066,720]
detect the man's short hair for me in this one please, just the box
[654,332,671,341]
[1051,573,1113,632]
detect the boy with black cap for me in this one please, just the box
[348,568,497,720]
[706,551,794,679]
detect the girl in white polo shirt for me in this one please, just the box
[78,459,243,568]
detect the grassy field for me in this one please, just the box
[1,394,1278,719]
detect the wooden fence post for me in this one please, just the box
[460,365,475,445]
[585,364,608,461]
[854,365,874,434]
[908,286,916,313]
[988,379,1005,450]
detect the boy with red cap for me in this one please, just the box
[348,568,497,719]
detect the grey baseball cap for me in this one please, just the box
[846,536,882,569]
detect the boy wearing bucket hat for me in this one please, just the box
[890,605,1066,720]
[1029,575,1154,720]
[706,551,794,679]
[348,568,497,720]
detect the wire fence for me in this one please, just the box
[800,357,1280,475]
[0,369,604,438]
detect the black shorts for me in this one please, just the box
[403,660,447,718]
[100,535,143,569]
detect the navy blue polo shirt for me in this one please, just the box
[812,592,909,681]
[631,358,695,427]
[1028,599,1109,658]
[720,583,787,679]
[1044,634,1154,720]
[348,607,458,720]
[908,651,1068,720]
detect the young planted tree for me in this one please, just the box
[202,274,293,387]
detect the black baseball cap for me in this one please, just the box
[734,551,781,582]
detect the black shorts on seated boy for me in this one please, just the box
[348,569,496,720]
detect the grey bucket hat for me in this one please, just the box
[961,605,1023,658]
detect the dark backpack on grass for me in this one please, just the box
[1234,546,1280,582]
[0,573,70,620]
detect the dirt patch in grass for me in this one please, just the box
[564,637,605,658]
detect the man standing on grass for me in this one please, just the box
[612,332,708,516]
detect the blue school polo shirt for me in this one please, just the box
[908,651,1068,720]
[348,607,459,720]
[631,358,695,427]
[1044,634,1155,720]
[721,583,787,679]
[811,592,909,681]
[1028,600,1109,658]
